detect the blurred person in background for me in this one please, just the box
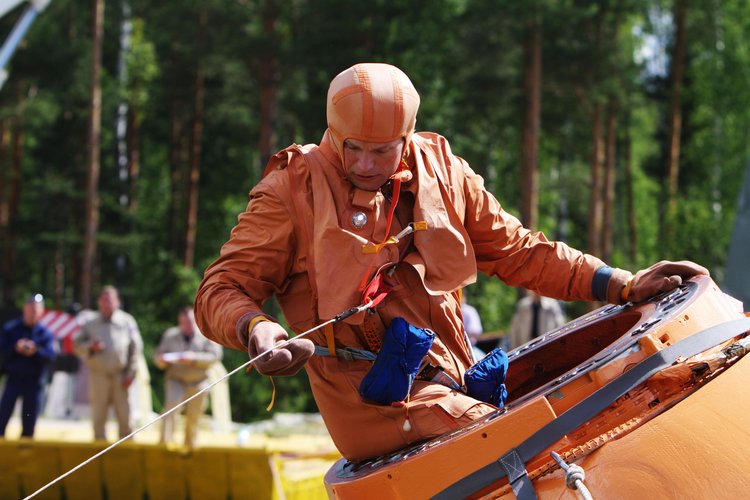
[507,292,565,349]
[154,306,222,449]
[0,294,56,438]
[73,286,143,440]
[460,295,485,362]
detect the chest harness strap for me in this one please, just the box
[322,159,426,358]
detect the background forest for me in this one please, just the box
[0,0,748,422]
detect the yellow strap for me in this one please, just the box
[245,316,271,373]
[361,221,428,254]
[246,317,277,410]
[325,323,337,358]
[621,276,635,302]
[247,316,270,336]
[265,376,276,411]
[362,236,399,254]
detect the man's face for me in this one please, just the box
[178,309,196,335]
[22,302,44,326]
[98,290,120,319]
[343,138,404,191]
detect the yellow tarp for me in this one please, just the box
[0,440,339,500]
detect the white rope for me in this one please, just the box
[551,451,594,500]
[23,309,363,500]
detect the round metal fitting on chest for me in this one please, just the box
[351,211,368,229]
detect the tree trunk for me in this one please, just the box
[183,11,206,269]
[81,0,105,308]
[0,119,7,230]
[587,101,604,257]
[0,118,10,303]
[112,2,132,287]
[623,114,637,265]
[54,247,65,306]
[601,97,618,263]
[664,0,688,241]
[127,105,140,214]
[258,0,279,171]
[10,115,23,230]
[2,116,22,304]
[168,96,184,255]
[520,19,541,231]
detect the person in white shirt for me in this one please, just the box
[73,286,143,440]
[460,296,486,362]
[508,292,566,349]
[154,307,222,449]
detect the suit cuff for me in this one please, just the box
[236,312,274,348]
[592,266,614,301]
[593,265,633,304]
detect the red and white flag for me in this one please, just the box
[39,311,79,354]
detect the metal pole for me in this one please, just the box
[0,0,52,89]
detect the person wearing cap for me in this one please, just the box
[194,63,708,461]
[0,294,56,438]
[73,285,143,440]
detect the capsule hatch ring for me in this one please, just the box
[334,281,698,480]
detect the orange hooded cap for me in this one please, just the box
[326,63,421,166]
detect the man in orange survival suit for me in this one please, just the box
[194,63,707,461]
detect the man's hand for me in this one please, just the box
[248,321,315,376]
[154,354,169,370]
[89,337,105,354]
[122,374,134,389]
[626,260,709,303]
[177,352,196,365]
[24,342,37,356]
[15,339,36,356]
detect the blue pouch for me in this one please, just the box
[359,317,435,405]
[464,348,509,408]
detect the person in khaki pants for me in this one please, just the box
[73,286,142,440]
[507,292,566,349]
[154,307,222,449]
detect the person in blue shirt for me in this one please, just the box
[0,294,56,438]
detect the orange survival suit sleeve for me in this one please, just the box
[194,172,296,351]
[460,161,605,301]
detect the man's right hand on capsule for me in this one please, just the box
[248,321,315,376]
